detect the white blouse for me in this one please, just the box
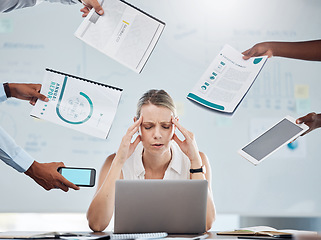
[122,141,191,180]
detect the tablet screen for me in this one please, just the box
[242,119,304,161]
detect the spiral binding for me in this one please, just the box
[45,68,123,92]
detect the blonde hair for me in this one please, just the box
[136,89,177,118]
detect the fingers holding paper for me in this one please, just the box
[80,6,91,17]
[80,0,104,17]
[242,42,274,60]
[8,83,48,106]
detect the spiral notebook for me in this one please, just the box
[74,0,165,73]
[30,68,123,139]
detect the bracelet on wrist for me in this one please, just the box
[190,165,206,174]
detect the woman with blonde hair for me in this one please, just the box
[87,89,216,232]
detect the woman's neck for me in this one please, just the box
[142,148,172,179]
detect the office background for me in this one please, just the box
[0,0,321,230]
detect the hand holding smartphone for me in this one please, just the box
[57,167,96,187]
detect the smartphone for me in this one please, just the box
[57,167,96,187]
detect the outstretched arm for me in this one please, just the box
[0,119,78,192]
[25,161,80,191]
[0,0,103,18]
[5,83,48,105]
[242,40,321,61]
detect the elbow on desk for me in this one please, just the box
[206,211,216,231]
[87,212,109,232]
[206,220,214,232]
[88,221,108,232]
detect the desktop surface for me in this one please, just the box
[0,231,225,239]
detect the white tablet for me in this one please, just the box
[238,116,309,165]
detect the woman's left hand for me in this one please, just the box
[171,116,202,166]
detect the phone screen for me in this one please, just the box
[60,168,95,186]
[242,119,304,161]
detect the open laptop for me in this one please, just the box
[114,179,208,234]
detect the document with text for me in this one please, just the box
[187,44,267,113]
[74,0,165,73]
[30,69,123,139]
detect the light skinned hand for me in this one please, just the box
[24,161,80,192]
[171,116,201,163]
[80,0,104,17]
[296,112,321,136]
[242,42,274,60]
[8,83,48,106]
[115,117,142,164]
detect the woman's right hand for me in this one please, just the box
[115,117,142,164]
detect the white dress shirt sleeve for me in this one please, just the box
[0,0,78,13]
[0,84,8,102]
[0,126,34,172]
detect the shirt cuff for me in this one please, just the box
[13,148,35,172]
[43,0,78,5]
[0,84,8,102]
[36,0,44,5]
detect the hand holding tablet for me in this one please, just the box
[238,116,309,165]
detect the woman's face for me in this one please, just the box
[137,104,175,154]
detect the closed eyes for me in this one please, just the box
[142,124,171,130]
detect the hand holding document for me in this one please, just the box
[30,69,122,139]
[187,44,268,113]
[75,0,165,73]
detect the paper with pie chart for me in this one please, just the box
[30,69,123,139]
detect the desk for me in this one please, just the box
[0,231,233,240]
